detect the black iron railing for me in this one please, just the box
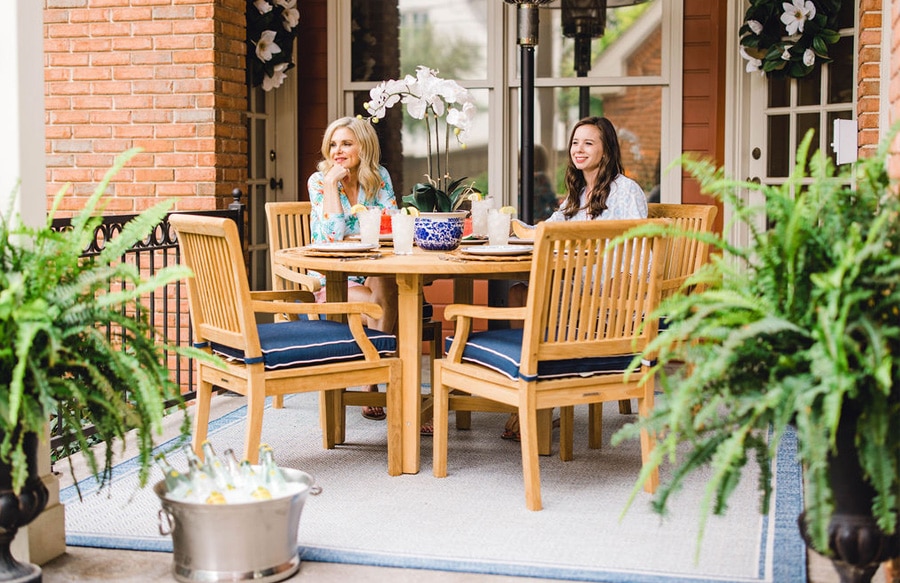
[48,202,244,450]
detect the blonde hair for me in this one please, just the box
[317,117,383,203]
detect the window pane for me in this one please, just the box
[768,75,789,108]
[537,3,660,79]
[352,0,488,83]
[797,65,821,106]
[827,36,853,104]
[797,112,819,155]
[767,114,790,178]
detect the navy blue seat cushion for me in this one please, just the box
[211,319,396,370]
[421,301,434,321]
[444,328,637,382]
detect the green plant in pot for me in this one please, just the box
[0,149,199,579]
[615,130,900,581]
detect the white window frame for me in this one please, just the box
[329,0,682,208]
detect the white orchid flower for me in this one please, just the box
[781,45,793,60]
[254,0,272,15]
[262,62,289,91]
[803,48,815,66]
[747,20,763,35]
[255,30,282,62]
[781,0,815,36]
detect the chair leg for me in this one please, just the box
[386,362,403,476]
[537,409,552,456]
[320,389,340,449]
[432,361,449,478]
[618,399,633,414]
[273,395,284,409]
[243,376,266,464]
[588,403,603,449]
[191,376,214,458]
[518,404,543,511]
[637,396,659,493]
[559,406,575,461]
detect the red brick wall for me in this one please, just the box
[858,0,883,154]
[43,0,247,215]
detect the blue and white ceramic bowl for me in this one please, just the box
[413,211,467,251]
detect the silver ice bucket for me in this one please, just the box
[155,467,319,583]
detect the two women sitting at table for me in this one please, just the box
[307,116,399,421]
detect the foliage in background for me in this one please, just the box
[0,149,198,493]
[246,0,300,91]
[614,129,900,553]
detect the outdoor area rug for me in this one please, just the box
[61,390,805,583]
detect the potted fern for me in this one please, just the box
[0,149,198,580]
[616,130,900,582]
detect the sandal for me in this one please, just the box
[420,419,434,436]
[501,413,520,441]
[362,406,386,421]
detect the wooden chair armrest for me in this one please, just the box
[273,264,322,292]
[444,304,527,322]
[251,298,384,321]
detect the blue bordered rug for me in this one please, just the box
[62,392,805,583]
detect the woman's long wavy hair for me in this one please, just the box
[561,116,625,219]
[317,117,383,202]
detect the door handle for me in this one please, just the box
[269,177,284,190]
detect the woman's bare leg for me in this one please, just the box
[349,277,399,418]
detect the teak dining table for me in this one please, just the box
[273,245,533,474]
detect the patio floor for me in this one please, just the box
[40,357,884,583]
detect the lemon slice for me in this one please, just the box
[499,206,517,215]
[402,207,419,217]
[350,204,368,214]
[467,191,482,202]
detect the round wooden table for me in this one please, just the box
[273,245,533,474]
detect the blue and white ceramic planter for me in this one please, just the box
[413,211,467,251]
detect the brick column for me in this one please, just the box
[43,0,247,215]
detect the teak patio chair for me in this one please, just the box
[265,201,442,430]
[433,219,667,510]
[610,203,719,416]
[170,214,402,473]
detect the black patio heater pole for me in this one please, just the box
[562,0,606,120]
[505,0,551,225]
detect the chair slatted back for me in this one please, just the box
[266,201,317,291]
[521,219,667,378]
[169,214,262,357]
[647,203,718,300]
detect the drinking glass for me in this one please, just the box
[470,198,494,238]
[487,209,511,246]
[391,213,415,255]
[357,208,382,247]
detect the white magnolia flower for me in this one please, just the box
[255,30,282,62]
[781,0,816,36]
[747,20,763,35]
[254,0,272,15]
[740,47,763,74]
[781,45,793,60]
[276,0,299,30]
[803,48,815,66]
[262,62,289,92]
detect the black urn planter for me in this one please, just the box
[0,432,50,583]
[800,409,900,583]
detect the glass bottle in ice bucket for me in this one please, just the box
[202,441,236,492]
[155,453,190,499]
[260,443,287,494]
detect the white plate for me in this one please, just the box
[308,242,378,252]
[461,244,533,256]
[348,233,394,242]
